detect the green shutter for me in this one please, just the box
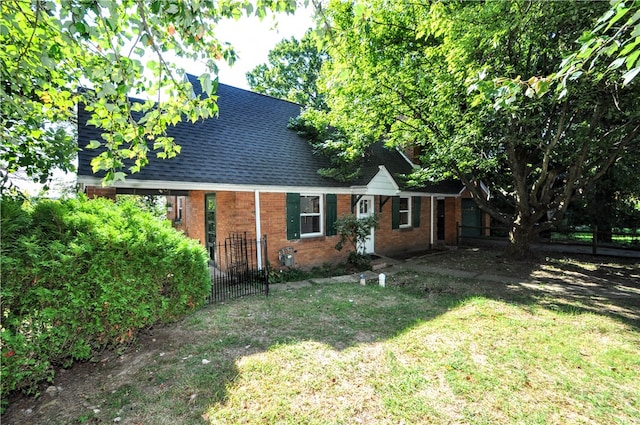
[412,196,421,228]
[391,196,400,229]
[286,193,300,240]
[325,194,337,236]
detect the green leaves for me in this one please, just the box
[559,0,640,88]
[1,0,299,189]
[317,0,640,255]
[247,29,328,109]
[0,196,210,398]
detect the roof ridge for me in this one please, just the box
[185,73,303,107]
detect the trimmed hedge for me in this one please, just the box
[0,196,210,401]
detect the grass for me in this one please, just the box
[551,229,640,247]
[32,272,640,424]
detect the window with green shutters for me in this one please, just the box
[286,193,338,240]
[392,195,421,229]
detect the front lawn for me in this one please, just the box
[3,269,639,424]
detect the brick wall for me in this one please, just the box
[184,191,205,245]
[261,192,350,269]
[375,195,433,257]
[178,189,465,268]
[85,186,116,200]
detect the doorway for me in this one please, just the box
[461,198,483,237]
[357,196,375,254]
[437,199,445,240]
[205,193,216,262]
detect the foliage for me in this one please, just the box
[334,213,379,267]
[268,262,348,283]
[0,195,210,401]
[289,108,370,181]
[247,29,328,109]
[317,0,640,258]
[560,0,640,90]
[0,0,298,189]
[116,194,166,220]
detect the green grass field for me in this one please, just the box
[52,271,640,425]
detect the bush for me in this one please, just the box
[0,195,210,403]
[334,213,380,268]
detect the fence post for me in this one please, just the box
[263,234,269,296]
[592,225,598,255]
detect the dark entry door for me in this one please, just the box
[205,194,216,261]
[461,198,482,237]
[437,199,445,240]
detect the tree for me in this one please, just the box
[1,0,297,190]
[246,29,328,109]
[315,0,640,258]
[560,0,640,89]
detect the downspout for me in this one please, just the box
[255,190,263,270]
[430,195,435,248]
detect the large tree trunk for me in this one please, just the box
[505,215,537,259]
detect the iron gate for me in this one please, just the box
[207,233,269,303]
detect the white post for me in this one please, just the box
[254,190,263,270]
[430,195,435,247]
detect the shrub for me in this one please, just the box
[334,213,380,268]
[0,195,210,403]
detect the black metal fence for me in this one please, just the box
[457,223,640,255]
[207,233,269,303]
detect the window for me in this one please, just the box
[392,195,421,230]
[177,196,184,221]
[300,195,323,237]
[286,193,337,240]
[399,196,411,227]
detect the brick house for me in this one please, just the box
[77,76,487,268]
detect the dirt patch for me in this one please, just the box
[2,247,639,424]
[414,247,638,284]
[402,247,640,322]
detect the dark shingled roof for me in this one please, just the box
[77,75,463,194]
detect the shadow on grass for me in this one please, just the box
[3,253,638,424]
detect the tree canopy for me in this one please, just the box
[314,0,640,257]
[1,0,297,190]
[246,29,328,109]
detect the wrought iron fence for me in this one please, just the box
[207,233,269,303]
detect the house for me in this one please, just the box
[77,75,487,268]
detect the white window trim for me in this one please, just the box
[300,194,324,238]
[177,196,184,221]
[400,196,412,228]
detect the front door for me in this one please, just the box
[461,198,482,237]
[205,194,216,262]
[357,196,375,254]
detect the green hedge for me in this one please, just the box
[0,196,210,401]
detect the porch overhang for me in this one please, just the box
[349,165,400,197]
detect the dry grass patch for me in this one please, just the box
[3,260,639,425]
[202,294,639,425]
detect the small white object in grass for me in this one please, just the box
[379,273,386,287]
[202,359,210,364]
